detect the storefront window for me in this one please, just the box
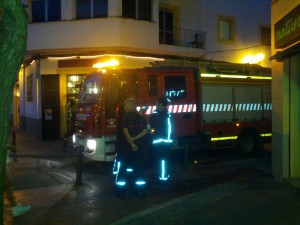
[67,75,86,134]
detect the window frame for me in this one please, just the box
[217,14,236,44]
[76,0,108,20]
[31,0,61,23]
[159,7,175,45]
[122,0,152,21]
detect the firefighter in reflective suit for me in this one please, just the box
[115,98,148,198]
[150,97,173,182]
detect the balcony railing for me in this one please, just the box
[159,27,206,49]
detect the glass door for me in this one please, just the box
[66,75,86,134]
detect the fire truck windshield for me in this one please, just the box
[79,76,101,104]
[105,73,138,118]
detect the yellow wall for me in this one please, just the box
[271,0,300,180]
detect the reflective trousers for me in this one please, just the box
[115,150,147,189]
[152,142,172,181]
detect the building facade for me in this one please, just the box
[204,0,271,66]
[16,0,271,139]
[271,0,300,182]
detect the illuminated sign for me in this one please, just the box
[275,4,300,49]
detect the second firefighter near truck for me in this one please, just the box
[150,97,173,182]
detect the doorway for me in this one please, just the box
[41,75,60,139]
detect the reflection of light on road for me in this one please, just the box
[45,159,63,168]
[86,188,97,195]
[53,171,73,181]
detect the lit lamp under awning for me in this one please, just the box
[242,53,265,64]
[92,59,119,69]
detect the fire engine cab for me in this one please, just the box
[72,63,271,161]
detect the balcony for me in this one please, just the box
[27,18,159,57]
[26,18,206,61]
[159,27,206,49]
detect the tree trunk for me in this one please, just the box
[0,0,27,224]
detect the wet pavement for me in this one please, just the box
[4,128,300,225]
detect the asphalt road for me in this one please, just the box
[5,148,275,225]
[9,147,240,190]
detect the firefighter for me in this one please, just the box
[150,97,173,182]
[112,95,134,176]
[114,97,148,198]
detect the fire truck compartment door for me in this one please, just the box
[202,85,233,123]
[235,86,264,120]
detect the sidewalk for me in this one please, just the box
[4,128,300,225]
[8,128,76,158]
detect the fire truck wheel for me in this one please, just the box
[236,129,262,156]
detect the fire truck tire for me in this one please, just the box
[236,129,262,156]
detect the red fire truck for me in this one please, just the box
[72,63,271,161]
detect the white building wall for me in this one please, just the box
[61,0,73,20]
[27,19,158,51]
[108,0,122,17]
[20,62,39,134]
[204,0,271,67]
[24,0,270,64]
[26,0,205,60]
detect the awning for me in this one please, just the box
[270,42,300,62]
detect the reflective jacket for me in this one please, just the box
[150,108,173,144]
[121,111,148,150]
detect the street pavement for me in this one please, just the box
[4,128,300,225]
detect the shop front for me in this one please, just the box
[271,2,300,182]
